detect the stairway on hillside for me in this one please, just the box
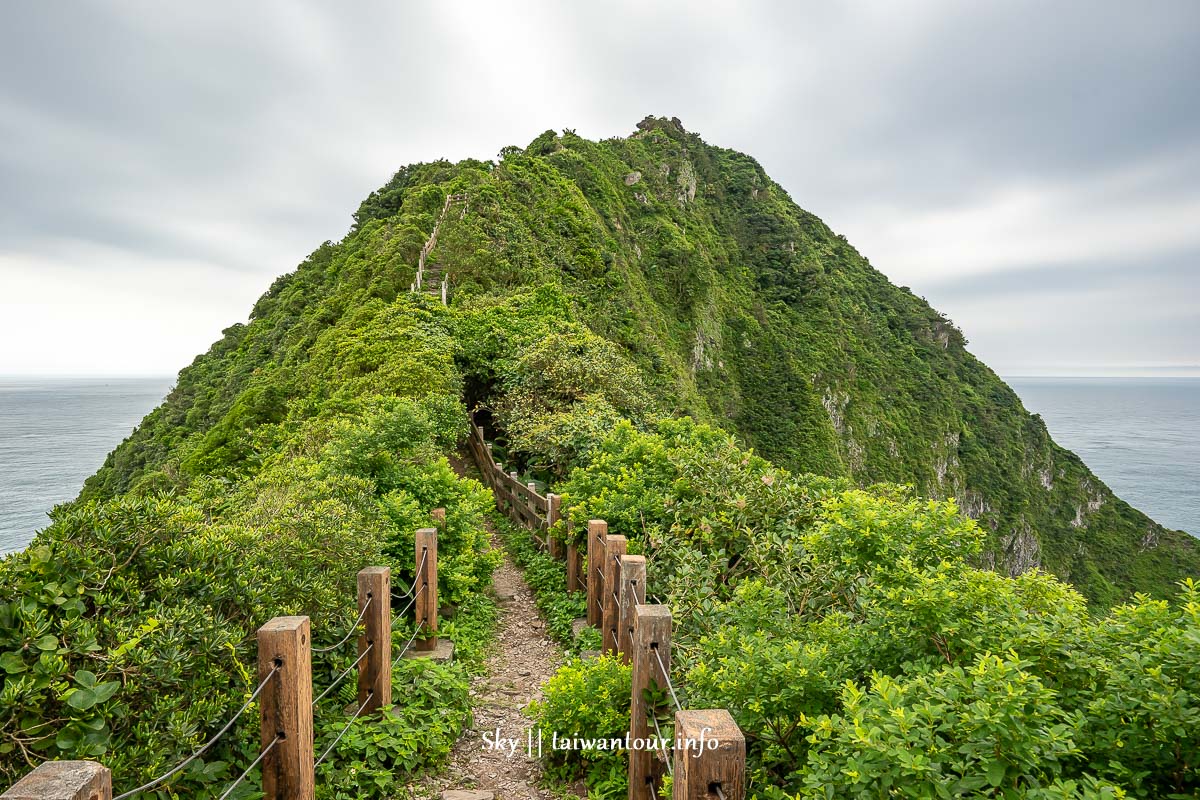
[414,193,467,305]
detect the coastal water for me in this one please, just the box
[1008,377,1199,536]
[0,377,171,553]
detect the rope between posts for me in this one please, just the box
[652,646,682,712]
[391,549,429,624]
[315,693,374,767]
[312,643,373,708]
[649,711,674,776]
[312,596,373,654]
[113,665,279,799]
[216,735,279,800]
[390,614,427,669]
[713,784,727,800]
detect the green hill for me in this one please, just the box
[84,116,1197,606]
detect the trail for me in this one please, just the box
[423,456,564,800]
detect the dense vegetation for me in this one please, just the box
[530,419,1199,798]
[2,118,1197,796]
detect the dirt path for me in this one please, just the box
[422,529,562,800]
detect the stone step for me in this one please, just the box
[443,791,494,800]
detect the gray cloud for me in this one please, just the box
[0,0,1197,375]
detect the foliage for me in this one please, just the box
[544,417,1200,798]
[529,654,631,799]
[314,659,471,800]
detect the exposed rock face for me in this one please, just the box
[1002,520,1042,576]
[676,160,697,206]
[1071,478,1105,528]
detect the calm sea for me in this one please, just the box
[0,377,171,553]
[1007,377,1199,536]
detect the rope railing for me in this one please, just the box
[312,643,373,707]
[216,735,279,800]
[7,508,450,800]
[390,603,429,669]
[112,665,280,799]
[315,694,373,767]
[312,596,373,654]
[648,711,674,776]
[652,644,683,712]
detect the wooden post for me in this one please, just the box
[601,535,627,654]
[510,472,521,525]
[258,616,315,800]
[616,555,646,664]
[566,540,583,593]
[671,710,745,800]
[526,482,540,539]
[356,567,391,713]
[586,520,607,625]
[1,761,111,799]
[415,528,439,651]
[547,494,564,558]
[629,605,672,800]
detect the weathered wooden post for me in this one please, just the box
[356,567,391,713]
[566,519,584,593]
[616,555,646,663]
[526,482,540,539]
[414,528,439,651]
[1,761,111,799]
[601,535,628,654]
[258,616,315,800]
[547,493,564,559]
[630,605,673,800]
[586,520,607,625]
[671,710,745,800]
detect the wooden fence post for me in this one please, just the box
[415,528,439,651]
[526,482,540,539]
[1,761,111,799]
[671,710,745,800]
[356,567,391,713]
[630,605,672,800]
[601,535,628,654]
[586,520,607,625]
[547,493,564,559]
[566,519,583,593]
[258,616,315,800]
[616,555,646,664]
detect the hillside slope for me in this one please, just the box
[82,116,1198,604]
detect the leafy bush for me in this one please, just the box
[529,655,631,798]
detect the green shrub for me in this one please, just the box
[529,655,631,799]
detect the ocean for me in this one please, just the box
[0,376,1196,554]
[1007,377,1199,536]
[0,377,172,553]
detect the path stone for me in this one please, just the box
[443,791,495,800]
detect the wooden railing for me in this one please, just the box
[411,193,467,304]
[466,413,746,800]
[3,516,447,800]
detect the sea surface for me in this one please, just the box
[0,377,171,553]
[1007,377,1199,536]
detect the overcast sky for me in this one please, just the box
[2,0,1197,377]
